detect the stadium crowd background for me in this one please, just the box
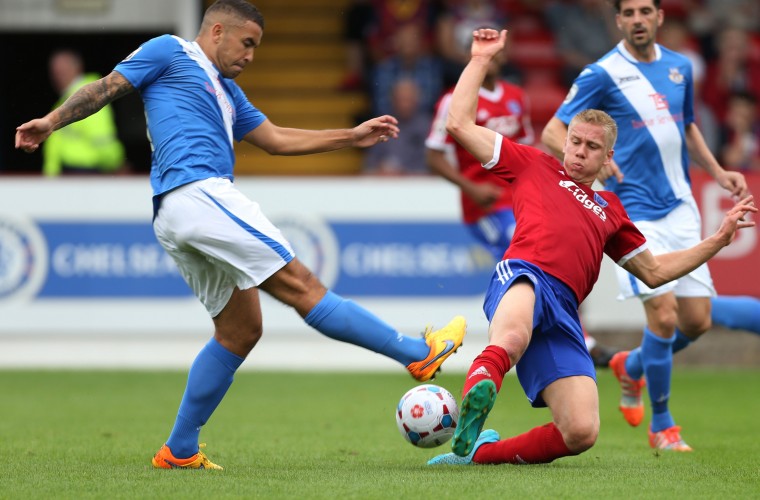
[1,0,759,177]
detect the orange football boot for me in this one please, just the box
[609,351,646,427]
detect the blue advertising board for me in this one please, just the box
[0,218,496,301]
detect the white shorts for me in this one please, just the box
[153,177,295,317]
[615,195,715,302]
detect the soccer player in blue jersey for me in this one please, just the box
[542,0,758,451]
[425,28,755,467]
[15,0,466,470]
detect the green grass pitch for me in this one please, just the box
[1,368,758,499]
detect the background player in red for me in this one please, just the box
[427,28,756,466]
[425,36,616,368]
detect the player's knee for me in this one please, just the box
[646,297,679,333]
[649,310,678,333]
[238,324,263,353]
[216,324,263,356]
[560,420,599,454]
[678,314,711,337]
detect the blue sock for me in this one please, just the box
[304,291,429,365]
[624,347,644,380]
[641,328,676,432]
[711,296,760,334]
[671,329,693,354]
[166,338,244,458]
[626,328,693,378]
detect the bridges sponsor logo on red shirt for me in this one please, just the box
[558,180,608,221]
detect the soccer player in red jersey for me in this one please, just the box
[428,28,756,466]
[425,38,617,368]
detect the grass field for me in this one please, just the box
[2,368,759,499]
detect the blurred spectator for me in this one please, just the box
[338,0,374,91]
[701,25,760,125]
[369,22,443,116]
[44,49,127,176]
[544,0,619,87]
[658,17,720,154]
[720,91,760,172]
[687,0,760,46]
[435,0,508,87]
[363,78,431,175]
[366,0,438,64]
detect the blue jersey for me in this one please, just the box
[114,35,267,196]
[555,42,695,222]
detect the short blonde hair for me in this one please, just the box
[569,109,618,151]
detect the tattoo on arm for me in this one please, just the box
[52,71,134,130]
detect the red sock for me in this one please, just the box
[462,345,511,396]
[473,422,575,464]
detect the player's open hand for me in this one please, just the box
[15,118,54,153]
[716,195,757,246]
[353,115,399,148]
[471,29,508,60]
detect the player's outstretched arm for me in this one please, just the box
[242,115,399,156]
[446,29,505,165]
[685,122,749,198]
[622,195,756,288]
[15,71,134,153]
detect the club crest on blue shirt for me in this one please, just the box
[668,68,684,84]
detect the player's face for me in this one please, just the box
[616,0,663,52]
[217,20,262,79]
[563,122,614,185]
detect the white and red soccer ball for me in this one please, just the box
[396,384,459,448]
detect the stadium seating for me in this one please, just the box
[223,0,367,175]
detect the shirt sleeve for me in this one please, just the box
[228,83,267,140]
[113,35,175,91]
[483,134,545,182]
[554,65,606,125]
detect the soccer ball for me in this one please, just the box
[395,384,459,448]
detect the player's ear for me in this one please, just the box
[211,22,224,43]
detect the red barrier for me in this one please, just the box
[692,171,760,295]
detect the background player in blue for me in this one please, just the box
[15,0,466,470]
[425,28,755,467]
[541,0,756,451]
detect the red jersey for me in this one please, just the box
[487,135,647,303]
[426,81,534,224]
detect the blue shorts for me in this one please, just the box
[483,259,595,407]
[466,208,516,261]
